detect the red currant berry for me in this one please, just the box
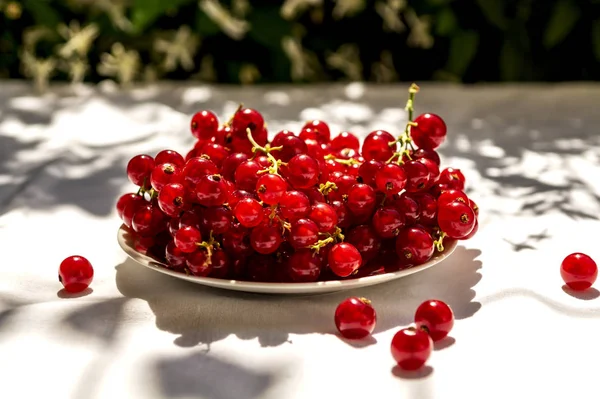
[234,198,264,228]
[235,160,262,191]
[182,157,218,188]
[201,206,232,235]
[346,183,376,215]
[438,167,465,191]
[375,164,407,195]
[272,135,307,162]
[210,249,230,279]
[309,202,338,233]
[418,158,440,186]
[271,129,295,147]
[165,241,187,270]
[561,253,598,291]
[302,120,330,143]
[59,255,94,293]
[287,249,322,282]
[155,150,185,168]
[437,201,476,239]
[186,250,212,277]
[227,189,255,208]
[301,187,326,204]
[357,160,383,187]
[127,154,154,187]
[174,226,201,253]
[231,108,264,137]
[412,148,441,166]
[331,200,351,228]
[330,131,360,152]
[414,193,438,226]
[122,196,146,228]
[460,218,479,240]
[134,235,155,255]
[469,198,479,216]
[391,327,433,371]
[250,224,282,254]
[334,297,377,339]
[437,189,469,208]
[222,153,249,182]
[191,110,218,140]
[158,183,188,217]
[328,242,362,277]
[373,207,405,238]
[395,227,434,266]
[362,130,396,162]
[346,225,381,263]
[289,218,319,249]
[200,143,229,167]
[393,192,419,226]
[179,209,202,231]
[256,174,287,205]
[116,193,139,220]
[411,113,447,150]
[403,160,431,192]
[415,299,455,341]
[279,190,311,220]
[132,204,165,236]
[195,174,230,207]
[151,163,182,191]
[286,154,320,189]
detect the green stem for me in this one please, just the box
[310,227,344,253]
[386,83,420,164]
[247,128,280,175]
[433,232,446,252]
[197,231,216,265]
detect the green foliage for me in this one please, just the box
[1,0,599,86]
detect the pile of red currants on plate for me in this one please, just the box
[114,83,479,282]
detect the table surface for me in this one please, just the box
[1,81,600,399]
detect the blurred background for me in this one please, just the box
[1,0,599,91]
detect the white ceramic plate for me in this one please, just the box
[117,224,457,295]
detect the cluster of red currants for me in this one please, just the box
[114,84,479,282]
[335,296,454,371]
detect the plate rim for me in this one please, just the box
[117,224,457,293]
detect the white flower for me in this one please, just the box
[57,21,99,59]
[154,26,200,72]
[405,9,434,49]
[326,44,362,81]
[20,51,56,92]
[375,0,405,32]
[332,0,365,20]
[97,43,140,86]
[281,35,321,81]
[199,0,249,40]
[280,0,322,20]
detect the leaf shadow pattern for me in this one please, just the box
[115,245,482,349]
[435,85,600,222]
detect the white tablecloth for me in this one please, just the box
[1,81,600,399]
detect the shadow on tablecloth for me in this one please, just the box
[112,245,482,349]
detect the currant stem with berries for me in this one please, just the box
[387,83,420,164]
[246,127,283,175]
[311,226,344,253]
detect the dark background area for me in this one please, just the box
[1,0,599,85]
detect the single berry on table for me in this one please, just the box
[391,327,433,371]
[59,255,94,293]
[561,253,598,291]
[334,297,377,339]
[414,299,455,341]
